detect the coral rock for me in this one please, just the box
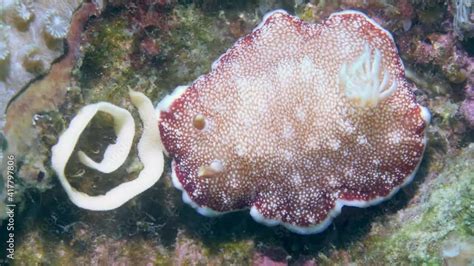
[461,90,474,128]
[0,25,10,62]
[454,0,474,38]
[0,0,84,129]
[44,11,70,40]
[158,10,430,234]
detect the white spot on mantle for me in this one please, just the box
[328,139,340,150]
[357,135,368,145]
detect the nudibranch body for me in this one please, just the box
[157,10,430,234]
[52,10,430,234]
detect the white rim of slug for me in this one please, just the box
[51,90,164,211]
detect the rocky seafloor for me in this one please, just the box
[0,0,473,265]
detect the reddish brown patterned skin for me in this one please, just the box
[159,10,428,232]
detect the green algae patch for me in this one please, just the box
[352,144,474,264]
[174,230,255,265]
[208,240,255,265]
[13,231,46,265]
[153,5,236,94]
[75,4,238,105]
[77,14,135,104]
[13,231,78,266]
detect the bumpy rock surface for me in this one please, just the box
[1,0,472,264]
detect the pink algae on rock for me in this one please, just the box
[158,10,430,234]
